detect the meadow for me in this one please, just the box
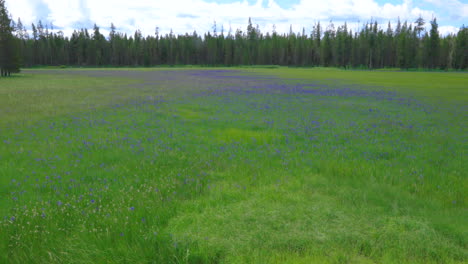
[0,68,466,263]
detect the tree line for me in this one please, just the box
[1,1,467,73]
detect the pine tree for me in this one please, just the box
[396,21,408,68]
[1,14,462,70]
[415,16,425,38]
[384,22,394,67]
[312,22,321,64]
[428,18,440,69]
[92,24,105,65]
[0,0,20,76]
[454,25,467,69]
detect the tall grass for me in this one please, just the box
[0,68,466,263]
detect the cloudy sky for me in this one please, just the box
[5,0,468,37]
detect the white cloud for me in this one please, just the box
[6,0,36,24]
[423,0,468,19]
[439,25,461,36]
[5,0,463,36]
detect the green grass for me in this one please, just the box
[0,68,466,263]
[253,67,468,103]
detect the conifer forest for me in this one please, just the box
[1,7,467,70]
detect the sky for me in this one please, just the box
[5,0,468,37]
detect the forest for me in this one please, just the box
[1,0,467,71]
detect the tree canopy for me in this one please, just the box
[6,15,468,70]
[0,0,20,76]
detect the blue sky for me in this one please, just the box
[6,0,468,36]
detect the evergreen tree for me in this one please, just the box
[321,22,334,66]
[92,24,106,65]
[0,0,20,76]
[454,25,467,69]
[396,21,408,68]
[2,15,464,70]
[415,15,425,38]
[384,22,394,67]
[428,18,440,69]
[312,22,321,64]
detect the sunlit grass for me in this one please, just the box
[0,68,466,263]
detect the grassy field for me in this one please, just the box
[0,68,466,263]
